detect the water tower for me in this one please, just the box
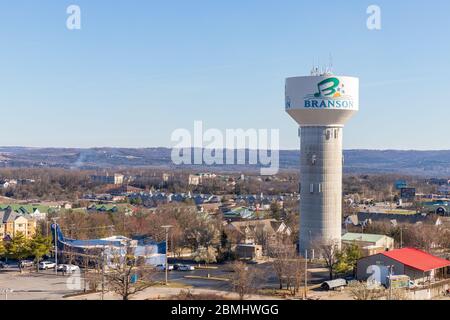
[285,68,359,255]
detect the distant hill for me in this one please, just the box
[0,147,449,177]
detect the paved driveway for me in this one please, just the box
[0,270,83,300]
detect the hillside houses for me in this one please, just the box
[127,191,221,209]
[0,204,51,221]
[233,194,284,210]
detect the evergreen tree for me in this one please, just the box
[0,240,5,258]
[29,233,52,272]
[6,233,30,272]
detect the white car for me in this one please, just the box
[39,261,56,270]
[177,265,195,271]
[155,264,173,271]
[63,264,80,273]
[57,264,80,273]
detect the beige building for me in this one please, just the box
[90,173,124,185]
[188,174,202,186]
[0,209,37,239]
[342,232,394,256]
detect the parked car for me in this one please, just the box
[63,264,80,273]
[0,262,8,269]
[155,264,173,271]
[57,264,79,272]
[173,264,185,270]
[19,260,34,268]
[39,261,56,270]
[177,265,195,271]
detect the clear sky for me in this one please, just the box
[0,0,449,149]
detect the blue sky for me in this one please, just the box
[0,0,449,149]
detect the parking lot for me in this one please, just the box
[0,269,82,300]
[0,260,331,300]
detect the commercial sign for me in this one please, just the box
[285,76,359,111]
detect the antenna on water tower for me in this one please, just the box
[328,53,334,75]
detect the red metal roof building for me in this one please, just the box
[381,248,450,272]
[357,247,450,284]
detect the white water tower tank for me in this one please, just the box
[285,74,359,255]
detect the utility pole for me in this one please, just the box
[52,217,60,275]
[304,249,308,300]
[388,265,394,300]
[101,245,106,300]
[161,225,172,286]
[400,228,403,248]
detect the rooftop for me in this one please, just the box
[342,232,388,243]
[381,248,450,272]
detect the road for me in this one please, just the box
[154,261,330,291]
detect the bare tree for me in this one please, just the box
[348,281,385,300]
[268,241,297,290]
[314,240,341,280]
[390,288,409,300]
[285,257,305,296]
[230,261,262,300]
[105,248,157,300]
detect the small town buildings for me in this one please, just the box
[223,206,255,220]
[0,209,37,239]
[357,248,450,285]
[198,202,221,214]
[188,173,217,186]
[162,173,171,182]
[188,174,202,186]
[342,232,394,255]
[87,204,120,213]
[0,179,17,189]
[106,185,145,196]
[235,244,263,260]
[90,173,124,185]
[223,219,292,249]
[0,204,50,221]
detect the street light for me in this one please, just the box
[51,217,60,275]
[161,225,172,286]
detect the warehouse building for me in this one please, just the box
[357,248,450,285]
